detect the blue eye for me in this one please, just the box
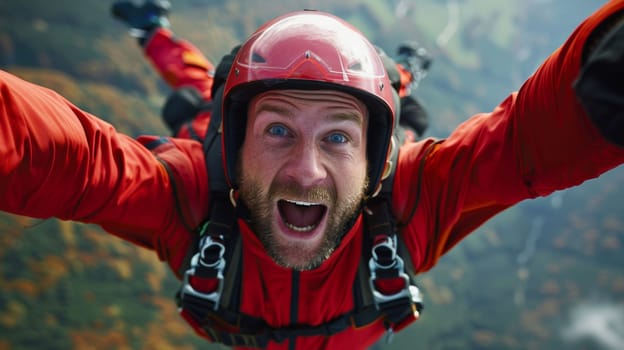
[327,133,348,144]
[267,124,289,137]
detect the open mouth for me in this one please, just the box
[277,199,327,233]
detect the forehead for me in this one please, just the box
[250,89,369,121]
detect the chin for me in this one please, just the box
[269,235,333,271]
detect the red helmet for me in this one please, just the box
[222,10,396,196]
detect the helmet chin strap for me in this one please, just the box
[229,188,237,208]
[370,135,398,199]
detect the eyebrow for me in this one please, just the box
[255,103,294,118]
[328,110,364,127]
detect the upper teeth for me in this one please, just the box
[286,199,320,206]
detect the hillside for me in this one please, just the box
[0,1,622,349]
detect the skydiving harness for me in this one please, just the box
[168,87,424,348]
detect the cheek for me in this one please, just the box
[240,141,278,186]
[334,152,368,195]
[240,144,260,178]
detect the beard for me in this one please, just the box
[238,172,367,271]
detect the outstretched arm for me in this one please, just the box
[0,70,178,250]
[397,0,624,272]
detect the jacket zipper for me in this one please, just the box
[288,270,300,350]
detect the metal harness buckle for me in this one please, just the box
[181,235,226,310]
[368,235,423,344]
[368,235,423,309]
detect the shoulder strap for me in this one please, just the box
[353,130,424,341]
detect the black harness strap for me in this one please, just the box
[355,132,424,340]
[203,85,228,193]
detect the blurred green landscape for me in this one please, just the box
[0,0,622,349]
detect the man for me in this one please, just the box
[1,2,623,350]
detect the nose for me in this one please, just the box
[283,141,327,187]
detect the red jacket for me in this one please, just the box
[1,2,624,349]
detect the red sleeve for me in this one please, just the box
[144,28,215,100]
[0,70,204,262]
[395,0,624,272]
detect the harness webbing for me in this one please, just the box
[176,196,423,348]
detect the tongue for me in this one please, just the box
[278,201,325,228]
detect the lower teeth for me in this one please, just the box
[285,222,315,232]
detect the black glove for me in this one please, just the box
[574,13,624,147]
[111,0,171,45]
[395,41,432,87]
